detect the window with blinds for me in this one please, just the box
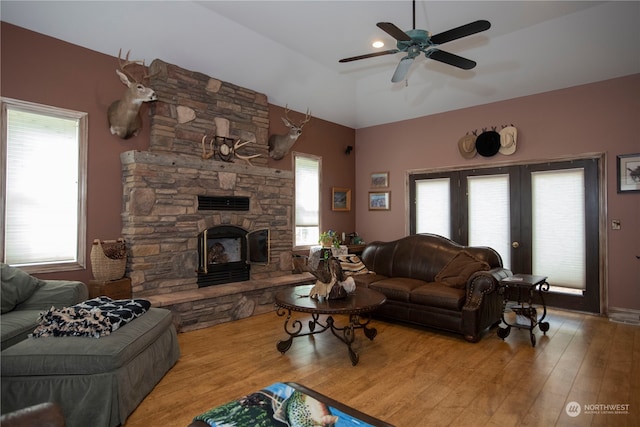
[293,153,320,247]
[415,177,451,238]
[1,98,88,272]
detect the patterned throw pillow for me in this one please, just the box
[337,254,370,276]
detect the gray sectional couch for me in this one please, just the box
[1,264,181,427]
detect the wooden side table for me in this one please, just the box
[497,274,550,347]
[88,277,132,300]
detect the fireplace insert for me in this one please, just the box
[197,225,269,287]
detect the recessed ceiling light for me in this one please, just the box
[372,41,384,48]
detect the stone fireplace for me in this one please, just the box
[120,59,312,330]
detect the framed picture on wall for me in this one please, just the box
[332,187,351,211]
[370,172,389,188]
[369,191,390,210]
[617,153,640,193]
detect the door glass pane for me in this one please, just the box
[468,175,511,269]
[532,169,585,289]
[415,178,450,238]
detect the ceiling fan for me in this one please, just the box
[339,1,491,83]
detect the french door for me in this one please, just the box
[409,157,601,313]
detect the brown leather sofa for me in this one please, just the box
[352,234,511,342]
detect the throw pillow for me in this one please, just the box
[1,263,47,313]
[434,251,490,289]
[337,254,370,276]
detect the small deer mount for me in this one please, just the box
[107,49,157,139]
[268,105,311,160]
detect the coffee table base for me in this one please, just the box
[275,307,378,366]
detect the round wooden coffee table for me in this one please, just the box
[274,285,386,366]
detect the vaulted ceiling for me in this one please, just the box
[2,1,639,129]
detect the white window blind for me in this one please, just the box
[532,169,586,289]
[468,174,511,269]
[2,98,87,271]
[294,153,320,247]
[415,178,450,238]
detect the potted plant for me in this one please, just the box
[319,230,341,248]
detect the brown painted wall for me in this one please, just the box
[355,75,640,311]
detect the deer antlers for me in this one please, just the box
[116,48,150,83]
[284,104,311,128]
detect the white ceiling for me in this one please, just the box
[2,1,639,129]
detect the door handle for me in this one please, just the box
[512,241,520,249]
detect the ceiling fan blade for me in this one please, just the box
[391,56,414,83]
[339,49,399,63]
[377,22,412,41]
[427,49,477,70]
[430,20,491,45]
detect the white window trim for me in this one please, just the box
[1,97,88,273]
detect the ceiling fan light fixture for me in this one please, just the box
[372,40,384,48]
[338,0,490,81]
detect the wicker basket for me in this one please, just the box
[90,238,127,281]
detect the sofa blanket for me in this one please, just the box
[31,297,151,338]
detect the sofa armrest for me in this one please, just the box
[17,280,88,311]
[461,268,511,342]
[464,268,511,310]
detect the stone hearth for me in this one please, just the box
[120,59,312,331]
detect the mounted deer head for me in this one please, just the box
[268,105,311,160]
[107,49,157,139]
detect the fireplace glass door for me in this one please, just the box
[197,226,269,287]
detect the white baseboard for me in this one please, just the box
[608,307,640,325]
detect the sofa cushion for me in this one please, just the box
[352,273,387,288]
[19,280,88,311]
[410,283,466,310]
[0,310,45,349]
[337,254,370,276]
[1,264,46,314]
[369,278,427,303]
[434,250,490,289]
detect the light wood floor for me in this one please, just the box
[124,308,639,426]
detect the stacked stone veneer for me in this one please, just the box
[120,59,311,330]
